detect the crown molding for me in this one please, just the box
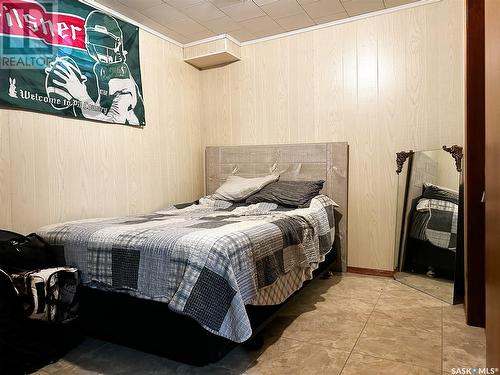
[240,0,441,46]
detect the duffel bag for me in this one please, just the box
[12,267,80,324]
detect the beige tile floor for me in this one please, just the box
[37,273,486,375]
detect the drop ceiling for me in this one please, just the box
[92,0,425,45]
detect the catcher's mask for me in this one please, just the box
[85,11,126,64]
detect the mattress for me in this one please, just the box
[37,195,336,342]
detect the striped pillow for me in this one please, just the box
[245,180,325,207]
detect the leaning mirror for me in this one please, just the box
[394,146,464,304]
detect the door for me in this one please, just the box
[485,0,500,365]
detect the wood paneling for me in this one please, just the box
[0,109,11,230]
[0,31,203,234]
[199,0,465,271]
[485,0,500,365]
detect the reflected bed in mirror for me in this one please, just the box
[394,146,464,304]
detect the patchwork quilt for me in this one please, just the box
[410,198,458,251]
[37,195,336,342]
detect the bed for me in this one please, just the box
[36,142,349,364]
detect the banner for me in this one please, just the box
[0,0,145,126]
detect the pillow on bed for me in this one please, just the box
[245,180,325,207]
[212,174,279,201]
[422,182,459,205]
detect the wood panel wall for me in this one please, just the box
[199,0,465,271]
[0,31,203,234]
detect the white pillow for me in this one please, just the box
[212,174,279,201]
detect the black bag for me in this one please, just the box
[0,231,83,375]
[0,231,57,273]
[12,267,80,324]
[0,268,23,333]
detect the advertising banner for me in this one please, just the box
[0,0,146,126]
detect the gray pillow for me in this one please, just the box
[245,180,325,207]
[422,182,459,205]
[212,174,279,201]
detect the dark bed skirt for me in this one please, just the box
[78,247,338,366]
[79,287,236,365]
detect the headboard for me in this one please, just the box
[205,142,349,272]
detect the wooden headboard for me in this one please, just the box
[205,142,349,272]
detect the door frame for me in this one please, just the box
[464,0,486,327]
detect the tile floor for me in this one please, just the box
[37,273,486,375]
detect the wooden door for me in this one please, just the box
[485,0,500,365]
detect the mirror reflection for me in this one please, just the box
[394,148,463,304]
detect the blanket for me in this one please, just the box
[37,195,336,342]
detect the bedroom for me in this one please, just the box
[0,0,498,374]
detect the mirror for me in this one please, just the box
[394,146,464,304]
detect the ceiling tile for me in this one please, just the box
[261,0,305,19]
[164,18,208,36]
[141,3,188,25]
[163,0,206,9]
[202,16,242,33]
[252,28,284,38]
[384,0,418,7]
[228,28,256,42]
[254,0,280,5]
[313,11,349,24]
[296,0,319,4]
[302,0,345,19]
[182,2,226,22]
[341,0,384,16]
[97,0,429,45]
[209,0,242,7]
[276,12,315,31]
[240,15,283,34]
[162,29,192,44]
[220,1,266,21]
[185,29,217,41]
[117,0,163,11]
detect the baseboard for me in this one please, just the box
[346,266,394,278]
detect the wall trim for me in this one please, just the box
[79,0,440,49]
[347,266,395,278]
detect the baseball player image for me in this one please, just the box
[45,11,144,125]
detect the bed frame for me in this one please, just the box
[79,142,349,365]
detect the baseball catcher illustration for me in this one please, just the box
[45,11,144,125]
